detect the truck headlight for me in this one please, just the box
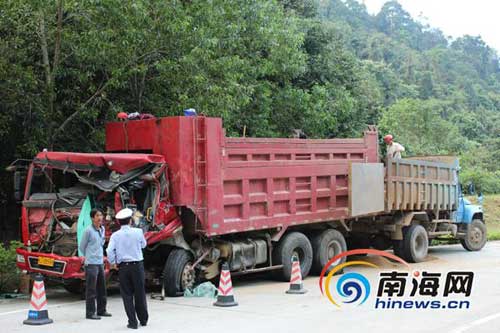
[16,254,25,263]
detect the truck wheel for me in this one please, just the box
[399,224,429,263]
[460,219,487,251]
[163,248,195,297]
[272,232,313,281]
[311,229,346,274]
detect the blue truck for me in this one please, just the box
[455,192,485,250]
[348,156,487,263]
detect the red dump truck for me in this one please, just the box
[14,116,486,296]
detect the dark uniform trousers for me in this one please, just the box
[118,261,149,326]
[85,264,107,316]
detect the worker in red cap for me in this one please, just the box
[117,112,128,121]
[383,134,405,159]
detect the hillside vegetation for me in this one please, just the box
[1,0,499,210]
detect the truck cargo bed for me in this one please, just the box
[106,117,379,236]
[348,157,459,217]
[385,158,459,212]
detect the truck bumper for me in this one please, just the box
[16,248,86,280]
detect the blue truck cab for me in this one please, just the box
[451,161,484,224]
[453,181,487,252]
[455,196,484,224]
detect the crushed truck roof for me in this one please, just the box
[34,152,165,174]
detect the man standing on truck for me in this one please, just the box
[79,208,112,320]
[106,208,149,330]
[383,134,405,159]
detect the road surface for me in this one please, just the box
[1,241,499,333]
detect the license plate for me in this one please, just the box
[38,257,55,267]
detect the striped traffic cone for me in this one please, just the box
[286,255,307,294]
[23,274,53,325]
[213,262,238,307]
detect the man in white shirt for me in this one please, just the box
[107,208,148,330]
[384,134,405,159]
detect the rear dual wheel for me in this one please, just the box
[272,229,347,280]
[272,232,313,281]
[311,229,347,274]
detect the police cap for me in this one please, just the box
[115,208,133,220]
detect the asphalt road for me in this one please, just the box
[1,241,499,333]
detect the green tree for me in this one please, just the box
[1,0,500,221]
[379,98,467,156]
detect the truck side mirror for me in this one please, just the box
[467,183,475,195]
[13,170,26,202]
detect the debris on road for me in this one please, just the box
[184,282,217,298]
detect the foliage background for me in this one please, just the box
[0,241,22,292]
[1,0,499,241]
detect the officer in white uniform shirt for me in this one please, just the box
[106,208,148,329]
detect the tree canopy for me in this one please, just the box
[1,0,499,205]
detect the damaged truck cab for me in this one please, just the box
[15,152,183,292]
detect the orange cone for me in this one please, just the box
[23,274,53,325]
[213,262,238,307]
[286,255,307,294]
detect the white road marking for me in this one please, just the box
[0,300,84,316]
[451,311,500,333]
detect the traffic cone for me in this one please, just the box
[213,262,238,307]
[23,274,53,325]
[286,255,307,294]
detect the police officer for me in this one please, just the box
[106,208,149,329]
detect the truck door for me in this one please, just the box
[454,184,465,223]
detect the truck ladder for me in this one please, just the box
[193,116,208,232]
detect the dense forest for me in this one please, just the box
[1,0,499,239]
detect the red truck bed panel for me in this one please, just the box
[106,117,379,236]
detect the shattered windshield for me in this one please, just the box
[25,160,168,256]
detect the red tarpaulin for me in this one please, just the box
[34,152,165,174]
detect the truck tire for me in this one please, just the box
[272,232,313,281]
[396,224,429,263]
[311,229,347,275]
[163,248,195,297]
[460,219,487,251]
